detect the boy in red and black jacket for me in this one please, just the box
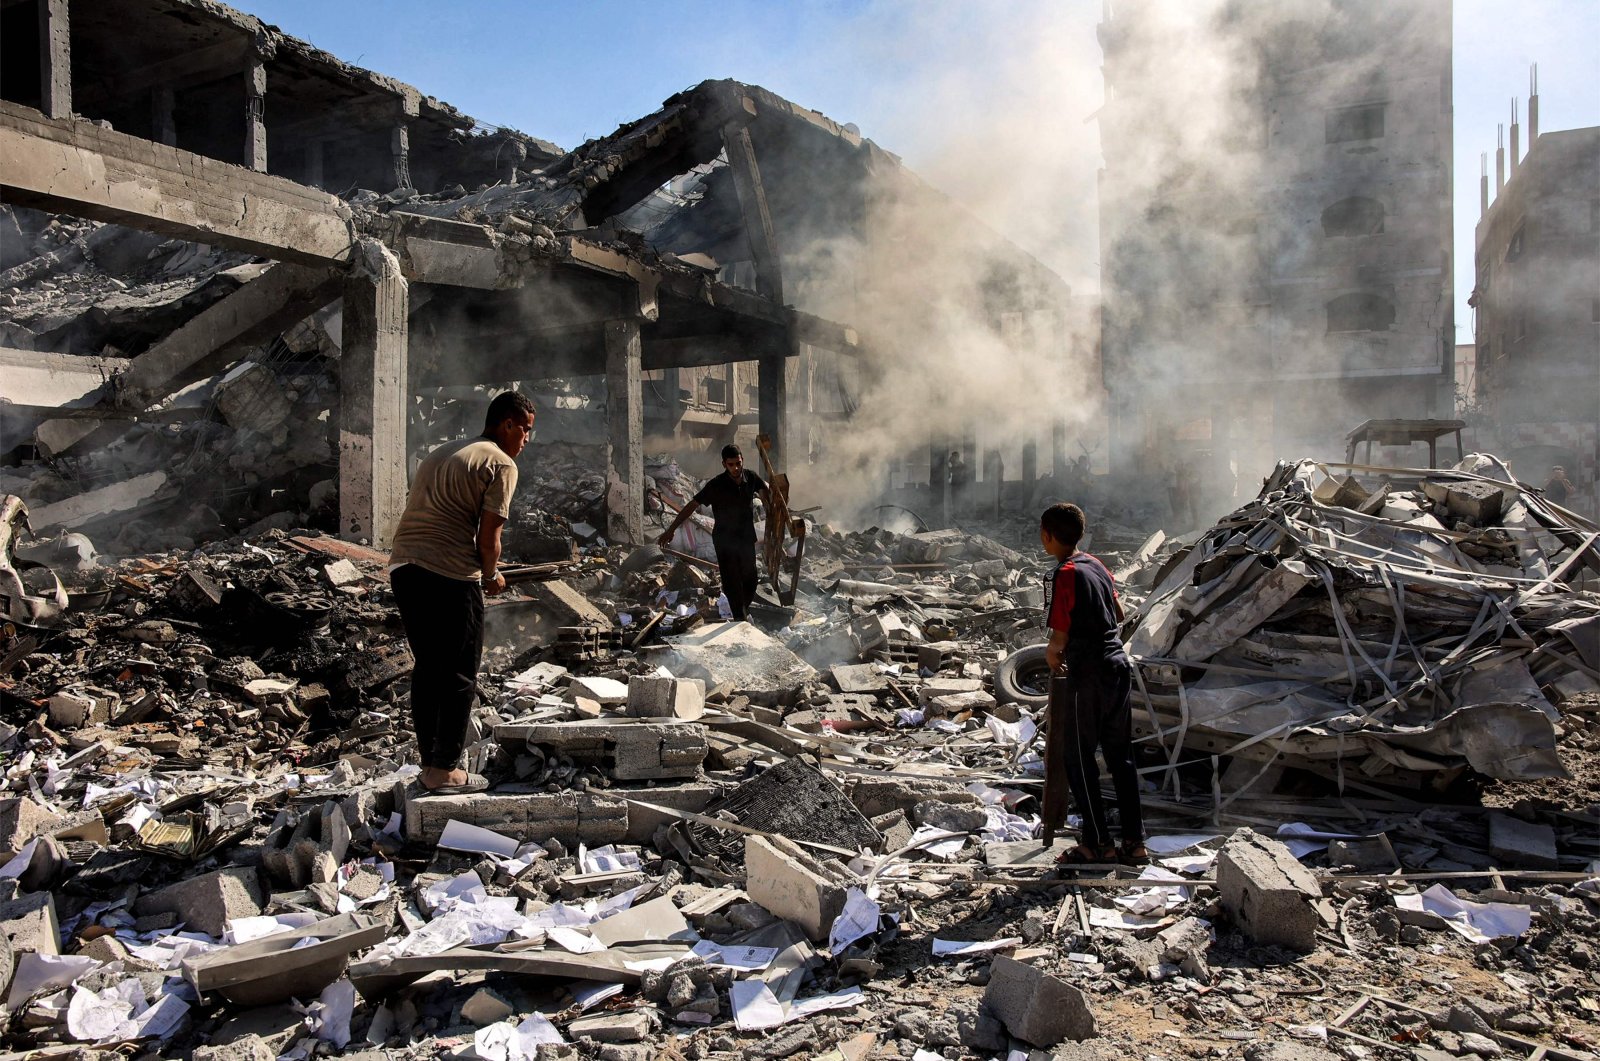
[1040,502,1146,865]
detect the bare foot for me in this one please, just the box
[420,766,468,790]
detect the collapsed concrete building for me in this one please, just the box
[1470,86,1600,515]
[1097,0,1456,499]
[0,0,1070,550]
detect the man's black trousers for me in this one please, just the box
[714,538,759,620]
[391,564,484,770]
[1052,658,1143,848]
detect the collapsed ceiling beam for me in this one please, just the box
[0,100,355,266]
[33,262,342,457]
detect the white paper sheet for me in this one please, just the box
[691,941,779,971]
[931,937,1022,956]
[1145,833,1221,854]
[730,980,787,1031]
[828,887,880,953]
[438,820,520,858]
[1394,884,1532,943]
[546,926,606,954]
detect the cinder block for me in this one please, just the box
[626,675,706,720]
[743,834,851,943]
[622,782,722,842]
[1215,828,1321,952]
[133,866,264,937]
[0,797,64,857]
[497,719,707,781]
[571,676,629,704]
[567,1011,650,1042]
[983,955,1096,1045]
[0,891,60,956]
[49,688,111,728]
[525,580,614,630]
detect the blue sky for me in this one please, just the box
[240,0,1598,344]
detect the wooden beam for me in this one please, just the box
[0,100,355,265]
[37,0,70,120]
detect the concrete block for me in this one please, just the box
[77,933,132,964]
[627,674,706,720]
[1215,828,1321,952]
[133,866,264,937]
[1488,813,1559,870]
[623,782,723,843]
[914,800,988,833]
[917,678,984,706]
[48,687,114,728]
[0,891,60,955]
[496,719,707,781]
[927,689,996,717]
[571,676,629,704]
[983,955,1096,1045]
[403,787,628,847]
[568,1011,650,1043]
[829,663,889,693]
[743,834,852,943]
[1423,479,1505,525]
[460,987,513,1026]
[525,580,614,630]
[0,797,64,857]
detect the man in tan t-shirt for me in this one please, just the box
[390,391,534,794]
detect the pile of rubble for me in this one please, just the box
[1120,455,1600,794]
[1,451,1599,1061]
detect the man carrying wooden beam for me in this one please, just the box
[657,444,772,621]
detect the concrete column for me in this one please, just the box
[1051,420,1068,479]
[151,86,176,146]
[37,0,71,120]
[390,123,411,191]
[758,346,789,471]
[1022,440,1039,484]
[244,53,267,172]
[929,437,949,528]
[339,239,409,548]
[604,318,644,545]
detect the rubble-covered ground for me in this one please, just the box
[1,453,1598,1061]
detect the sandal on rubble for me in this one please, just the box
[1055,841,1117,866]
[1119,841,1150,865]
[419,773,490,796]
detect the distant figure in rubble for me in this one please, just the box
[947,451,969,518]
[657,444,771,621]
[1167,459,1198,529]
[1038,502,1146,866]
[1544,466,1575,507]
[388,392,535,795]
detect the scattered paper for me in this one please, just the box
[546,926,606,954]
[313,978,355,1048]
[1395,884,1532,943]
[932,937,1022,956]
[692,940,779,971]
[438,820,520,858]
[828,887,881,953]
[570,982,625,1012]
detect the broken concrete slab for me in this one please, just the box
[1215,829,1321,953]
[0,796,64,857]
[133,866,265,937]
[743,834,852,943]
[570,675,629,704]
[626,674,706,720]
[568,1011,650,1043]
[0,891,60,956]
[402,786,629,847]
[648,622,817,705]
[828,663,890,694]
[523,580,615,630]
[1487,812,1559,870]
[27,471,168,531]
[182,911,388,1005]
[588,896,693,947]
[496,718,708,781]
[983,954,1096,1045]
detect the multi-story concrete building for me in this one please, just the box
[1472,120,1600,511]
[1098,0,1454,495]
